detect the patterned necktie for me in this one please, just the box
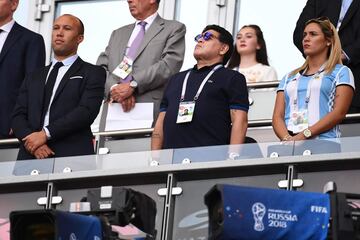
[121,21,147,83]
[42,62,64,119]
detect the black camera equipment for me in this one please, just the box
[85,186,157,239]
[327,191,360,239]
[10,209,106,240]
[9,187,157,240]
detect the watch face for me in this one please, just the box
[130,81,137,88]
[304,129,311,138]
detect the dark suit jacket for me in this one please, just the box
[12,57,106,160]
[293,0,360,108]
[0,22,45,138]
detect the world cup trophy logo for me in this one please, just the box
[252,202,266,231]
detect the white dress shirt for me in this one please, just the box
[125,12,158,55]
[43,54,78,137]
[0,19,15,53]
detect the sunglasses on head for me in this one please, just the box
[307,16,331,25]
[194,31,217,42]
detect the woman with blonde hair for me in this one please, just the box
[273,17,354,142]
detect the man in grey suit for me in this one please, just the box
[97,0,186,123]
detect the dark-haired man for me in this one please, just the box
[97,0,186,123]
[12,14,105,160]
[151,25,249,150]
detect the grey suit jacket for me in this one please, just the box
[97,14,186,120]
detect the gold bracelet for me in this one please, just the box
[282,134,291,141]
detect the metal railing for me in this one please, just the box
[2,114,360,146]
[1,79,360,147]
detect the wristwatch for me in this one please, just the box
[303,128,312,138]
[129,80,138,89]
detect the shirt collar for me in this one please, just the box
[135,12,158,28]
[193,62,223,72]
[52,54,78,67]
[0,19,15,33]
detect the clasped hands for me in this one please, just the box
[281,133,306,144]
[110,82,135,112]
[23,130,54,159]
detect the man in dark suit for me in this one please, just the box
[12,14,105,160]
[293,0,360,113]
[97,0,185,122]
[0,0,45,139]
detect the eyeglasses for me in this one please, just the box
[316,16,330,22]
[194,31,218,42]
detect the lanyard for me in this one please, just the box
[180,64,222,102]
[290,65,326,111]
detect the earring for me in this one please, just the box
[327,43,331,46]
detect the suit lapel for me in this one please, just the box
[339,0,360,31]
[38,65,51,105]
[52,57,83,102]
[120,25,134,60]
[36,65,50,125]
[0,22,23,64]
[133,15,164,61]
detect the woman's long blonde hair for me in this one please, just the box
[291,17,342,76]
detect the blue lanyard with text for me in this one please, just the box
[180,64,223,102]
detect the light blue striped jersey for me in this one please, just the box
[277,64,355,139]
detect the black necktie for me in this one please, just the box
[42,62,64,119]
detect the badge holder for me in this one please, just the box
[112,56,133,79]
[291,109,309,133]
[176,101,195,123]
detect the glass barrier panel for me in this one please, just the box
[0,147,18,162]
[172,141,297,164]
[232,141,295,160]
[259,141,295,158]
[172,145,230,164]
[97,149,173,170]
[339,136,360,153]
[8,158,55,176]
[0,161,18,178]
[53,154,100,174]
[292,138,342,156]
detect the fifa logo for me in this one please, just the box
[252,202,266,231]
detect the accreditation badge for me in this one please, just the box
[176,101,195,123]
[291,109,309,133]
[112,56,133,79]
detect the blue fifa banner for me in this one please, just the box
[56,211,102,240]
[205,184,330,240]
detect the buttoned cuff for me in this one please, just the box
[43,127,51,140]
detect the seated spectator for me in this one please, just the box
[151,25,249,150]
[227,25,277,83]
[272,17,354,143]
